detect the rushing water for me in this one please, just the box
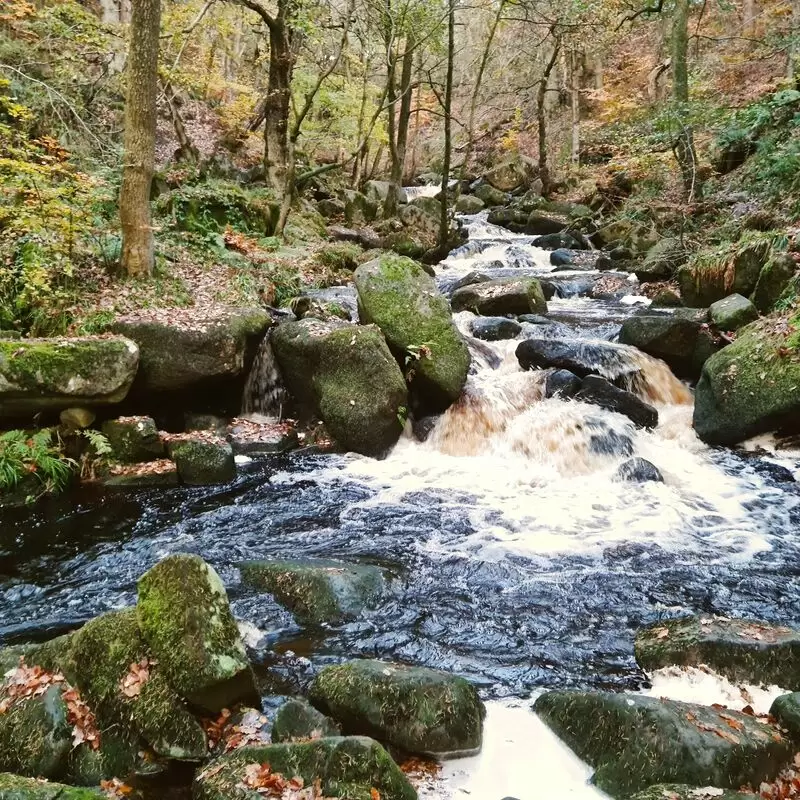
[2,213,800,709]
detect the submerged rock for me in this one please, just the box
[534,690,792,798]
[576,375,658,429]
[615,457,664,483]
[544,369,582,398]
[709,294,758,331]
[516,338,640,382]
[271,698,340,742]
[238,559,384,625]
[0,337,139,420]
[354,255,471,412]
[308,659,484,757]
[167,436,236,485]
[469,317,522,341]
[619,315,711,379]
[451,277,547,316]
[635,615,800,687]
[193,737,417,800]
[102,416,164,464]
[693,319,800,445]
[137,554,256,713]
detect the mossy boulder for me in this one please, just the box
[472,182,510,207]
[110,308,270,394]
[0,774,104,798]
[752,253,797,313]
[271,698,340,742]
[693,318,800,444]
[343,190,378,226]
[635,616,800,687]
[364,181,407,209]
[354,255,471,412]
[101,416,164,463]
[239,559,385,625]
[193,737,417,800]
[635,238,688,282]
[0,337,139,420]
[312,326,409,456]
[629,785,755,800]
[770,693,800,739]
[534,690,792,798]
[137,554,256,713]
[308,660,484,757]
[167,437,236,485]
[455,195,485,214]
[451,277,547,316]
[709,294,758,331]
[484,159,535,192]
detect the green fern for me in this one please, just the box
[80,428,113,457]
[0,427,76,499]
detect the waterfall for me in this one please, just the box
[241,330,288,417]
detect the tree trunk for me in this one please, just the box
[384,32,415,217]
[264,19,293,190]
[439,0,455,250]
[570,47,581,165]
[120,0,161,278]
[537,32,561,197]
[671,0,701,201]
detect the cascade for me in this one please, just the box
[241,330,288,417]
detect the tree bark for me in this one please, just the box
[569,46,581,165]
[264,16,294,191]
[120,0,161,278]
[384,31,415,217]
[537,31,561,197]
[439,0,455,250]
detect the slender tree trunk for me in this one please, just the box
[352,55,373,186]
[439,0,455,250]
[570,47,581,165]
[162,80,199,162]
[742,0,756,36]
[264,19,293,190]
[672,0,701,201]
[120,0,161,277]
[385,33,415,217]
[537,32,561,197]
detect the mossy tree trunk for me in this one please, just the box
[119,0,161,278]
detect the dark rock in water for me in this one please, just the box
[709,293,758,331]
[239,558,384,625]
[526,213,566,236]
[506,245,537,270]
[539,280,557,300]
[137,553,256,713]
[629,785,756,800]
[534,690,792,799]
[102,416,164,464]
[771,693,800,740]
[309,659,485,757]
[516,338,640,382]
[193,737,416,800]
[465,337,503,373]
[446,271,492,295]
[271,698,340,742]
[413,415,439,442]
[610,246,634,262]
[451,277,548,316]
[588,425,635,458]
[518,314,552,326]
[535,232,587,251]
[615,457,663,483]
[650,288,683,308]
[167,436,236,485]
[550,249,574,267]
[545,369,581,398]
[470,317,522,342]
[577,375,658,429]
[635,615,800,687]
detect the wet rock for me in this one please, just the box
[226,419,298,455]
[451,277,548,316]
[694,320,800,445]
[271,698,340,742]
[0,337,139,420]
[472,182,511,207]
[193,737,416,800]
[412,415,439,442]
[518,314,552,326]
[545,369,581,398]
[534,232,587,251]
[550,249,574,267]
[309,660,484,757]
[590,274,631,300]
[752,253,797,313]
[444,271,492,296]
[588,426,634,457]
[615,457,663,483]
[534,690,792,799]
[629,785,755,800]
[770,693,800,739]
[137,553,256,713]
[59,408,96,430]
[618,315,708,379]
[516,338,640,382]
[650,288,683,308]
[610,246,634,262]
[185,413,228,435]
[470,317,522,342]
[355,255,470,413]
[577,375,658,429]
[486,208,529,231]
[455,194,485,214]
[0,774,104,798]
[635,238,688,282]
[239,559,385,625]
[539,280,557,300]
[635,615,800,687]
[167,436,236,485]
[527,213,567,236]
[102,416,164,464]
[709,294,758,331]
[101,460,180,488]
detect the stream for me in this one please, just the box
[2,212,800,796]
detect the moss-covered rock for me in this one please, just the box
[354,255,470,412]
[534,690,792,798]
[343,190,377,226]
[635,238,688,282]
[484,158,536,192]
[313,326,409,456]
[693,318,800,444]
[101,416,164,463]
[0,337,139,420]
[239,559,384,625]
[472,182,510,207]
[635,616,800,687]
[455,195,484,214]
[193,737,417,800]
[110,308,270,394]
[0,773,104,798]
[271,698,340,742]
[167,437,236,485]
[101,461,180,488]
[752,253,797,313]
[308,660,484,757]
[709,294,758,331]
[629,785,755,800]
[137,554,256,713]
[451,277,547,316]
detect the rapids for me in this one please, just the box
[1,212,800,728]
